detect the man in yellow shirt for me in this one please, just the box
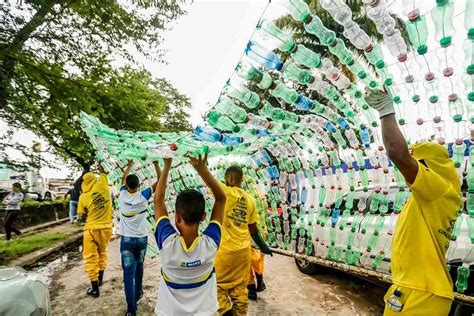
[215,165,272,316]
[77,163,113,298]
[366,89,461,315]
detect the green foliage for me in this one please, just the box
[0,231,68,264]
[0,0,191,169]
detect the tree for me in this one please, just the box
[0,0,191,170]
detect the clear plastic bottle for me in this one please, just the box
[387,290,403,312]
[245,40,283,71]
[431,0,455,43]
[224,84,260,109]
[256,19,296,53]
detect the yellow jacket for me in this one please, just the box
[78,172,113,230]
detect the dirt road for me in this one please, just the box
[48,237,385,315]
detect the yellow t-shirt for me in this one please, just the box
[218,183,258,253]
[78,174,113,230]
[391,162,461,300]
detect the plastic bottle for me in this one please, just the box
[235,60,273,89]
[304,15,336,46]
[292,44,321,68]
[283,62,313,85]
[387,290,403,312]
[256,19,296,53]
[406,13,429,54]
[247,113,271,129]
[282,0,311,22]
[206,111,240,132]
[224,84,260,110]
[384,29,408,59]
[343,21,371,50]
[193,125,222,142]
[431,0,455,44]
[467,0,474,30]
[452,139,466,168]
[448,94,464,122]
[456,263,471,293]
[215,97,248,122]
[270,82,298,104]
[245,41,283,71]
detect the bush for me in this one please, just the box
[0,201,69,233]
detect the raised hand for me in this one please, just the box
[364,87,394,118]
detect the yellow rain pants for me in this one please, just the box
[383,285,452,316]
[83,228,112,281]
[248,248,264,285]
[215,247,251,315]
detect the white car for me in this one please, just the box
[0,266,51,316]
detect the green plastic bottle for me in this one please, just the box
[256,19,296,53]
[270,82,298,104]
[283,62,314,85]
[328,38,353,65]
[304,15,336,46]
[224,84,260,109]
[215,97,248,123]
[406,14,428,54]
[283,0,311,22]
[235,60,273,89]
[456,264,471,293]
[292,44,321,68]
[431,0,455,44]
[206,111,240,132]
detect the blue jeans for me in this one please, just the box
[69,201,78,223]
[120,236,147,313]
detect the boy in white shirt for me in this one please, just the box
[119,160,161,316]
[153,154,226,316]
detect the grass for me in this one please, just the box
[0,231,70,265]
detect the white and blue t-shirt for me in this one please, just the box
[118,186,152,238]
[154,216,221,316]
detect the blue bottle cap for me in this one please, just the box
[394,290,402,297]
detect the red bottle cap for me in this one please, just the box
[169,143,178,151]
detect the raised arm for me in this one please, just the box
[365,89,418,184]
[188,154,226,225]
[154,158,171,220]
[121,160,133,186]
[151,161,162,192]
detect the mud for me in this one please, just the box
[42,236,385,315]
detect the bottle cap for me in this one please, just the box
[468,92,474,101]
[429,96,439,103]
[424,72,434,81]
[449,94,458,102]
[440,36,452,47]
[468,28,474,40]
[433,116,441,123]
[375,60,385,69]
[397,54,407,62]
[443,67,453,77]
[412,95,420,103]
[393,96,401,104]
[436,0,448,6]
[408,10,420,22]
[394,290,402,297]
[467,65,474,75]
[417,45,428,55]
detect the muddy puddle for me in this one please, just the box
[27,239,83,287]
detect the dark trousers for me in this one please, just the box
[4,210,21,240]
[120,235,147,313]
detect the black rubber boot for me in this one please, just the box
[255,273,266,292]
[247,284,257,301]
[222,310,234,316]
[86,281,100,297]
[98,270,104,287]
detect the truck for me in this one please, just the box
[0,163,53,201]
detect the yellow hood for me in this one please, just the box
[81,172,97,194]
[409,142,461,194]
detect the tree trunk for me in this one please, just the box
[0,1,55,109]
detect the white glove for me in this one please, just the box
[364,89,395,118]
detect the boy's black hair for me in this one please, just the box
[175,189,205,225]
[225,165,243,182]
[125,174,140,190]
[12,182,21,189]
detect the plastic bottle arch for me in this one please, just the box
[80,0,474,295]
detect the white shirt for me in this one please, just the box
[118,186,152,238]
[4,192,24,211]
[154,216,221,316]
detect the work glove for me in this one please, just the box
[364,88,395,118]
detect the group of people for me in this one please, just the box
[2,88,463,315]
[76,155,272,316]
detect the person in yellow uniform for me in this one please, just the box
[247,195,268,301]
[215,165,272,316]
[77,163,113,298]
[366,89,461,315]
